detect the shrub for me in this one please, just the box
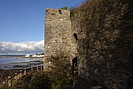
[60,6,68,10]
[45,53,72,88]
[30,72,52,89]
[47,53,72,81]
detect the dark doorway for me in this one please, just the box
[73,33,78,41]
[72,56,78,77]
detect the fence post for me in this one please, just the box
[8,76,11,87]
[3,82,6,86]
[31,67,33,71]
[37,66,39,71]
[41,65,43,71]
[24,68,27,75]
[14,73,18,81]
[19,70,22,78]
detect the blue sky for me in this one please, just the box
[0,0,85,43]
[0,0,85,54]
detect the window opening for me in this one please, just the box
[59,10,62,14]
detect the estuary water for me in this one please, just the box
[0,55,43,70]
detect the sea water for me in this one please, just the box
[0,55,43,69]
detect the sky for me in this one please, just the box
[0,0,85,55]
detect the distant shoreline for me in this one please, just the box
[15,56,44,58]
[0,56,44,58]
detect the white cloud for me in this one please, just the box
[0,40,44,55]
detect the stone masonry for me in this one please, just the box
[70,0,133,89]
[44,9,77,70]
[44,1,133,88]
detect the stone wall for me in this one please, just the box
[44,0,133,88]
[71,0,133,88]
[44,9,77,70]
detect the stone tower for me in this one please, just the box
[44,8,77,69]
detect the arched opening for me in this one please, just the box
[72,56,78,77]
[73,33,78,41]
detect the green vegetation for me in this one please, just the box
[30,72,52,89]
[60,6,68,10]
[2,0,133,88]
[45,53,72,89]
[1,53,72,89]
